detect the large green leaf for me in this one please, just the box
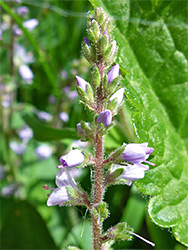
[23,114,79,141]
[0,199,58,249]
[89,0,188,246]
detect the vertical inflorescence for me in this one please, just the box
[44,7,155,250]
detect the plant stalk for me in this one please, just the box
[92,62,105,250]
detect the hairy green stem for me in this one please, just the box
[92,62,105,250]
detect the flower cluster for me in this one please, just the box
[43,7,156,249]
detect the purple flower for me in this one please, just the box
[76,76,87,93]
[19,64,34,83]
[107,64,119,84]
[47,168,77,206]
[109,88,124,107]
[23,19,39,31]
[83,37,89,45]
[77,122,91,133]
[17,6,28,16]
[60,149,85,167]
[9,141,26,155]
[18,125,33,142]
[63,86,70,93]
[48,95,56,104]
[96,109,112,127]
[68,91,78,100]
[35,144,52,159]
[121,143,155,167]
[36,111,52,121]
[113,164,146,186]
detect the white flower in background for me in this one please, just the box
[23,19,39,31]
[9,141,26,155]
[19,64,34,84]
[2,94,12,108]
[36,111,52,121]
[35,144,52,159]
[59,112,69,122]
[14,44,34,66]
[18,125,33,143]
[1,184,18,197]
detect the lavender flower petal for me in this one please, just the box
[121,143,154,164]
[47,187,70,206]
[60,149,85,167]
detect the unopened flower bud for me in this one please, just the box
[86,82,94,102]
[99,30,109,54]
[91,66,101,88]
[107,64,119,84]
[90,20,100,41]
[77,122,91,133]
[97,109,112,127]
[109,88,124,107]
[103,40,117,64]
[76,76,87,93]
[83,37,89,45]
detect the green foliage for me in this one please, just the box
[89,0,188,246]
[23,114,79,141]
[1,199,58,249]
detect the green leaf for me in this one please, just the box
[23,114,79,141]
[1,200,58,249]
[89,0,188,246]
[63,221,92,250]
